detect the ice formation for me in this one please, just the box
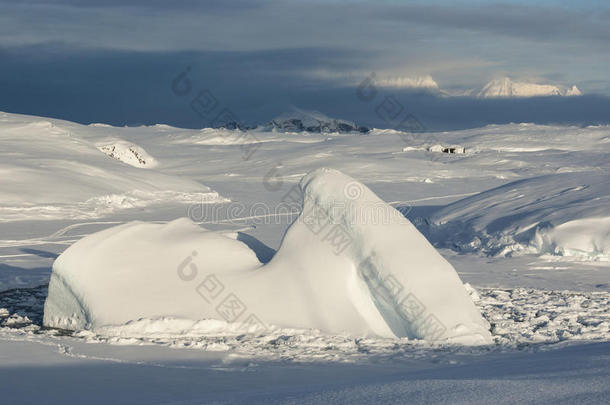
[44,168,492,344]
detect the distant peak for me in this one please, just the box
[565,85,582,96]
[266,109,369,134]
[478,77,582,98]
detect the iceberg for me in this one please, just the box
[44,168,492,344]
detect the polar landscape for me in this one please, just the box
[2,0,610,403]
[1,109,609,403]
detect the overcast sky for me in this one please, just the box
[1,0,609,129]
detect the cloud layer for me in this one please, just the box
[1,0,609,128]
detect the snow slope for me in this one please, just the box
[0,112,225,222]
[44,169,491,343]
[425,172,610,259]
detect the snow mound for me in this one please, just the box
[478,77,582,98]
[0,112,225,221]
[422,172,610,259]
[97,141,157,168]
[531,217,610,260]
[44,169,491,344]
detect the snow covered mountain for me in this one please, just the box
[370,75,582,99]
[477,77,582,98]
[265,110,369,133]
[564,85,583,96]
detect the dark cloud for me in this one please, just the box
[378,3,610,44]
[0,44,370,127]
[1,1,609,126]
[4,1,609,46]
[2,44,609,131]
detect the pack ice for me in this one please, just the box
[44,168,492,344]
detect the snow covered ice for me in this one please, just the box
[0,113,226,222]
[3,0,610,400]
[1,111,609,403]
[44,168,492,344]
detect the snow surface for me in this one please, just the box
[1,111,609,403]
[425,172,610,258]
[0,112,225,222]
[3,284,609,403]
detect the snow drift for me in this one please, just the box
[44,168,491,344]
[423,172,610,259]
[0,112,225,221]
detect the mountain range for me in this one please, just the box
[376,75,582,98]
